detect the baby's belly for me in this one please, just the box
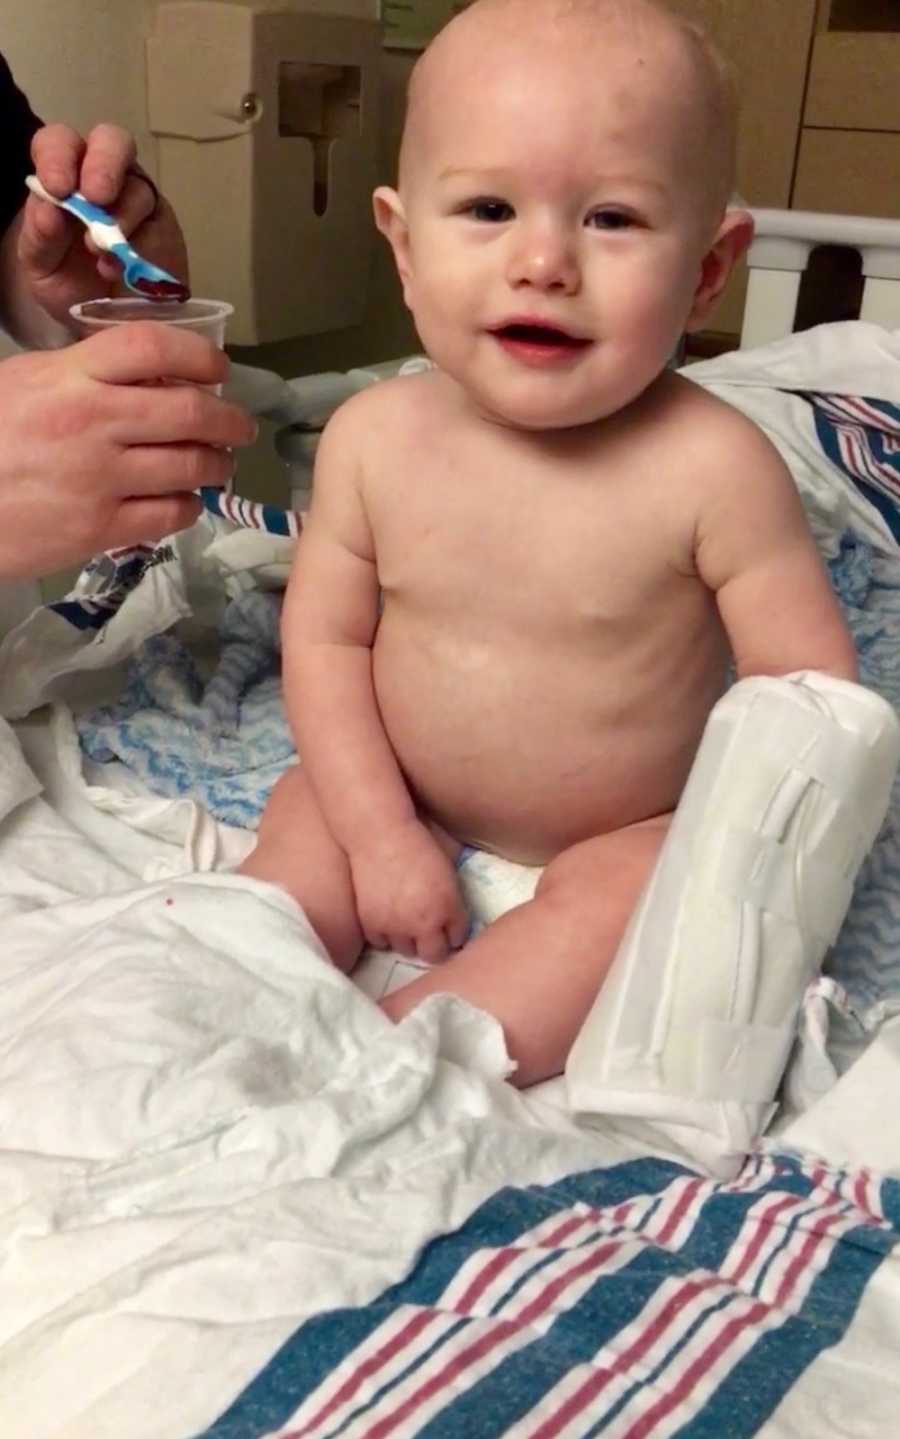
[373,615,726,865]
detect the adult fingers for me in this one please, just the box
[105,493,202,549]
[77,124,138,208]
[76,323,230,388]
[103,167,159,238]
[30,123,87,198]
[110,385,257,451]
[121,442,236,496]
[17,194,72,281]
[79,161,158,263]
[94,254,123,283]
[79,168,158,251]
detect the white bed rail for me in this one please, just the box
[742,208,900,349]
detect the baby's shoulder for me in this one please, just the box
[321,366,448,444]
[668,371,778,452]
[656,372,792,490]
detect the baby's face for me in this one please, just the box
[388,24,724,430]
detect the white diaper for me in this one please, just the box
[565,671,900,1178]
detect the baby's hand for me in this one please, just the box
[350,820,469,963]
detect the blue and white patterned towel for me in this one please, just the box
[821,534,900,1033]
[78,590,296,829]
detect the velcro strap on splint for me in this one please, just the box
[713,827,853,945]
[766,704,884,842]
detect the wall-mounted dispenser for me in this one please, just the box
[146,1,381,345]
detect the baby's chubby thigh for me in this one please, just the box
[383,814,673,1088]
[506,814,675,1081]
[238,765,364,972]
[535,814,673,947]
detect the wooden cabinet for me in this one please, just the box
[796,13,900,220]
[672,0,900,343]
[667,0,817,337]
[668,0,816,211]
[794,129,900,219]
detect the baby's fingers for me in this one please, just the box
[416,928,451,965]
[390,932,418,959]
[447,904,471,952]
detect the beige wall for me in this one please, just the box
[1,1,417,376]
[2,1,151,140]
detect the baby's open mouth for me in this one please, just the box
[492,322,590,349]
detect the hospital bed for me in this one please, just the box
[3,209,900,1438]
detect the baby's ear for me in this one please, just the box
[373,187,414,306]
[685,209,754,333]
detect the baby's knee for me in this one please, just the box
[535,871,614,948]
[536,824,668,936]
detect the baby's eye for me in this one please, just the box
[586,209,635,231]
[465,197,514,223]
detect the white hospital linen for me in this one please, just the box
[0,716,625,1439]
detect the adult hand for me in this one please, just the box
[17,122,188,329]
[0,323,256,579]
[350,818,470,963]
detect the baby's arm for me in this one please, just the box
[281,397,468,961]
[694,411,858,681]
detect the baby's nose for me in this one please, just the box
[506,223,580,293]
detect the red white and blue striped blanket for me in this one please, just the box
[808,392,900,544]
[200,1151,899,1439]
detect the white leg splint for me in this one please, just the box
[565,671,900,1179]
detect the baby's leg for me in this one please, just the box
[381,814,672,1088]
[239,766,364,971]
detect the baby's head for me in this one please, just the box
[376,0,751,429]
[402,0,737,232]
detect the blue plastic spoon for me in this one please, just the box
[26,173,190,302]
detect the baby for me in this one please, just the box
[242,0,857,1086]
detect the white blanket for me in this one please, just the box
[0,713,629,1439]
[4,711,900,1438]
[686,321,900,554]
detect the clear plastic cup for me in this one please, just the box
[69,297,237,497]
[69,297,233,347]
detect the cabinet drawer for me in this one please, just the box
[793,128,900,219]
[669,0,814,205]
[806,34,900,132]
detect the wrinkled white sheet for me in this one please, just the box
[0,713,626,1438]
[3,710,900,1439]
[686,321,900,554]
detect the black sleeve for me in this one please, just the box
[0,51,43,243]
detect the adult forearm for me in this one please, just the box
[288,641,416,854]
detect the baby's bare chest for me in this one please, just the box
[371,439,698,630]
